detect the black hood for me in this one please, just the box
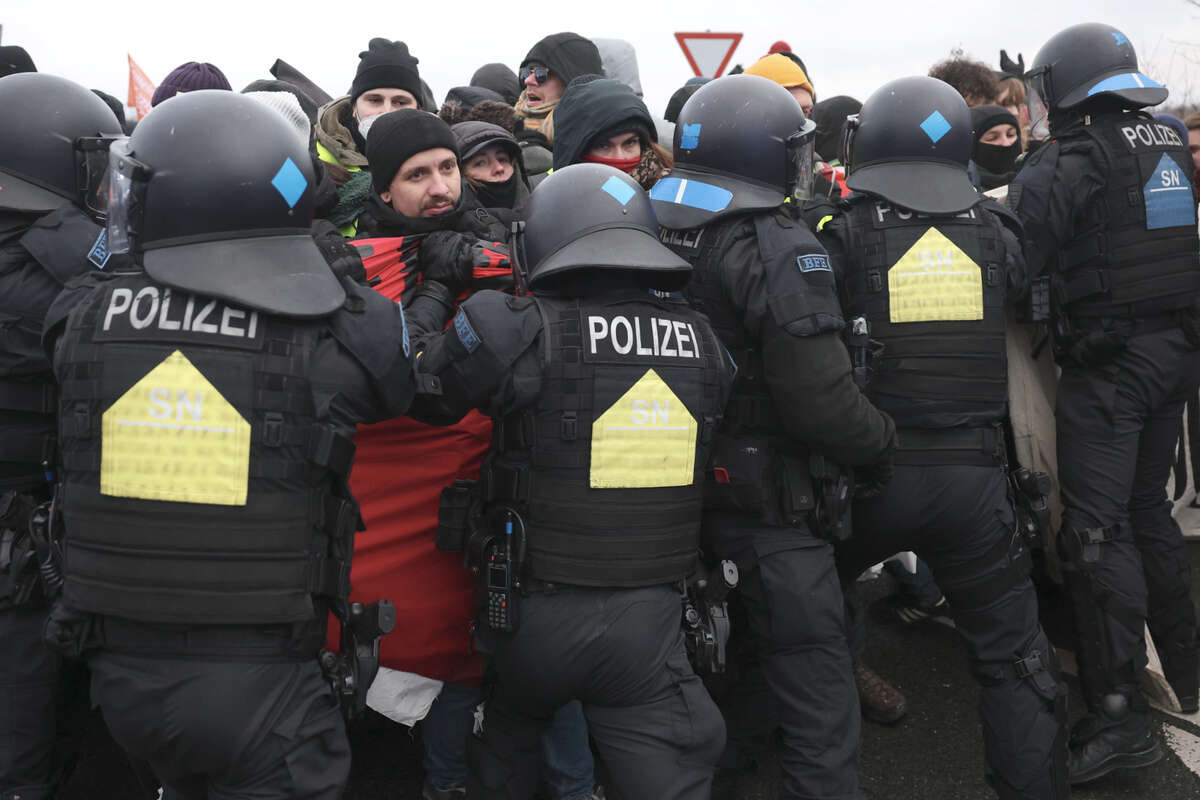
[810,95,861,163]
[551,78,655,171]
[444,85,506,110]
[521,32,603,86]
[970,104,1021,189]
[664,83,702,123]
[471,62,521,105]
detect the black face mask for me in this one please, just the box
[473,173,520,210]
[974,140,1022,179]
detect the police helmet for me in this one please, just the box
[519,163,690,291]
[1025,24,1166,139]
[649,74,816,230]
[845,76,979,215]
[106,90,344,318]
[0,73,123,218]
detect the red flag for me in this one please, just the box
[127,55,156,120]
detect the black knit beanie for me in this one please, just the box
[521,32,603,87]
[367,109,459,191]
[350,39,422,103]
[471,63,521,105]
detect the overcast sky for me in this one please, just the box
[4,0,1199,120]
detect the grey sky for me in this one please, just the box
[4,0,1199,120]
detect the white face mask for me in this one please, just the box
[357,113,380,141]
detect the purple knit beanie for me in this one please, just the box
[151,62,232,106]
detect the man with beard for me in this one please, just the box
[356,109,510,272]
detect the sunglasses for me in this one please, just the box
[519,65,551,86]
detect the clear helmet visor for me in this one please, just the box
[787,128,817,202]
[75,136,121,222]
[105,140,149,256]
[1025,73,1051,142]
[842,114,861,175]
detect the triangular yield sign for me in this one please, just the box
[674,32,743,78]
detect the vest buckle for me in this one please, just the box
[867,270,882,293]
[72,405,91,439]
[263,412,283,447]
[986,264,1000,287]
[560,412,577,441]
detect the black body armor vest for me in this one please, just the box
[1054,113,1200,319]
[662,215,830,527]
[840,199,1009,427]
[54,272,359,626]
[482,292,724,587]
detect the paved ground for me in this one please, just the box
[722,566,1200,800]
[60,543,1200,799]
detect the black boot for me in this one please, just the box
[1068,690,1162,784]
[1162,646,1199,714]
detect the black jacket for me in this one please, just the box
[0,207,106,491]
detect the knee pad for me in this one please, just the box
[1013,630,1067,711]
[1057,517,1132,569]
[989,631,1070,800]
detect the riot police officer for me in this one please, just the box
[41,91,417,800]
[407,163,733,800]
[819,75,1069,799]
[1010,23,1200,783]
[649,74,896,799]
[0,72,123,800]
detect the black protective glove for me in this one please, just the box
[854,444,895,500]
[999,50,1025,80]
[419,230,476,296]
[311,219,366,284]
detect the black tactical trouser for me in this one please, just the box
[0,605,89,800]
[837,464,1069,799]
[87,651,349,800]
[467,585,725,800]
[1055,327,1200,709]
[705,514,861,800]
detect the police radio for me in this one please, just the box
[480,509,523,632]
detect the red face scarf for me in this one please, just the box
[581,153,641,174]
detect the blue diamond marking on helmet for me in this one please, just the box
[920,111,951,143]
[270,157,307,209]
[680,123,702,150]
[1112,31,1129,46]
[601,175,636,207]
[1087,72,1165,96]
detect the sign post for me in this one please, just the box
[674,32,743,79]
